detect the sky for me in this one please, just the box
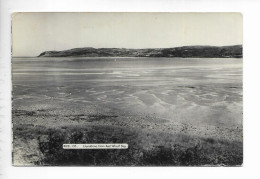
[12,12,243,57]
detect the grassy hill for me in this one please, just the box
[38,45,242,58]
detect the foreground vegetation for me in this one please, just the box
[13,124,242,166]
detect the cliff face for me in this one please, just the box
[38,45,242,58]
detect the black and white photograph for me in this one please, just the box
[11,12,243,166]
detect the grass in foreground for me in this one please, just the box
[13,124,243,166]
